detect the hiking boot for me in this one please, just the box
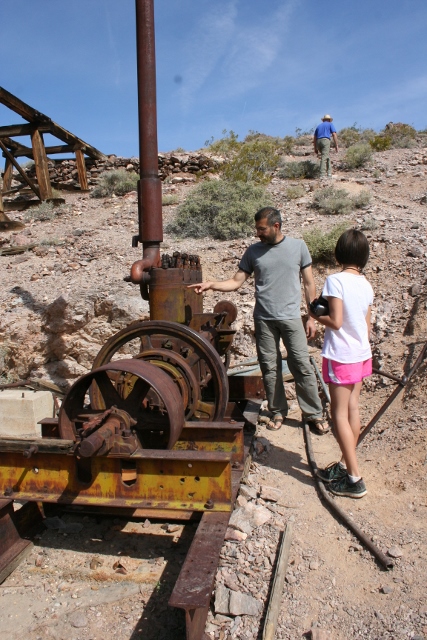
[316,462,347,483]
[328,475,367,499]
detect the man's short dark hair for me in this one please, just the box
[335,229,370,269]
[254,207,282,228]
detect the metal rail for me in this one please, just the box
[358,340,427,444]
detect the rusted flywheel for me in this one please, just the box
[91,321,229,421]
[58,359,185,449]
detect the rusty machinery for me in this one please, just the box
[0,2,260,638]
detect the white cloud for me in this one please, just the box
[177,1,296,111]
[218,2,296,97]
[177,1,239,111]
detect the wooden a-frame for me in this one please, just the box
[0,87,106,203]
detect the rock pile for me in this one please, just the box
[12,152,225,192]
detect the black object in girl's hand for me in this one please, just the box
[310,295,329,316]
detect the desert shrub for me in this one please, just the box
[166,179,272,239]
[360,216,379,231]
[243,131,294,154]
[370,135,392,152]
[385,123,417,148]
[0,343,14,384]
[281,136,295,154]
[295,127,315,138]
[40,237,64,246]
[278,160,320,179]
[339,125,376,148]
[339,126,361,148]
[304,223,349,264]
[162,194,179,206]
[24,201,69,222]
[313,187,353,215]
[204,130,241,157]
[352,190,371,209]
[285,185,306,200]
[369,124,417,151]
[222,139,279,184]
[91,169,138,198]
[313,186,370,215]
[345,143,372,169]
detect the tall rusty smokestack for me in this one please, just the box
[130,0,162,285]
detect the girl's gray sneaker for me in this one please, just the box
[329,476,367,499]
[316,462,347,483]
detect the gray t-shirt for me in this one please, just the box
[239,237,312,320]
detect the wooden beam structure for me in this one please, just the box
[0,86,106,202]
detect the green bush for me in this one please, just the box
[313,186,371,215]
[370,135,392,151]
[222,139,279,184]
[166,179,272,239]
[162,194,179,206]
[91,169,139,198]
[24,201,70,222]
[304,223,349,264]
[313,187,353,215]
[384,123,417,148]
[204,130,241,157]
[339,126,361,148]
[369,124,417,151]
[345,143,372,169]
[360,216,379,231]
[0,343,15,384]
[285,185,306,200]
[339,125,376,148]
[243,131,294,154]
[352,190,371,209]
[278,160,320,179]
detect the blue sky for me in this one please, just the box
[1,0,426,158]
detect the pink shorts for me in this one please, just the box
[322,357,372,385]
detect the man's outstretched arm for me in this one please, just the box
[188,269,249,294]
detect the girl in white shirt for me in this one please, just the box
[310,229,374,498]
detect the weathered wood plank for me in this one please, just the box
[0,86,106,160]
[7,144,77,158]
[0,123,49,137]
[75,148,89,190]
[31,128,52,200]
[2,158,13,191]
[0,140,41,199]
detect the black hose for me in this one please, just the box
[303,421,393,571]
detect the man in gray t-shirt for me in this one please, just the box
[189,207,328,433]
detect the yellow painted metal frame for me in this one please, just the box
[0,449,232,512]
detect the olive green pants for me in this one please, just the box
[317,137,332,177]
[255,317,323,421]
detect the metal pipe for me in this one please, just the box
[372,367,406,385]
[303,421,393,570]
[130,0,162,285]
[310,355,331,404]
[358,341,427,445]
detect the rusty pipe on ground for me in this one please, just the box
[303,421,393,570]
[130,0,163,285]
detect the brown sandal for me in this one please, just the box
[307,418,330,435]
[267,415,284,431]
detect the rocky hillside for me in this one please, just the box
[1,140,426,391]
[1,140,427,640]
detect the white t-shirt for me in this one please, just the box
[321,272,374,363]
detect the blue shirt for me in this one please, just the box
[314,121,337,139]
